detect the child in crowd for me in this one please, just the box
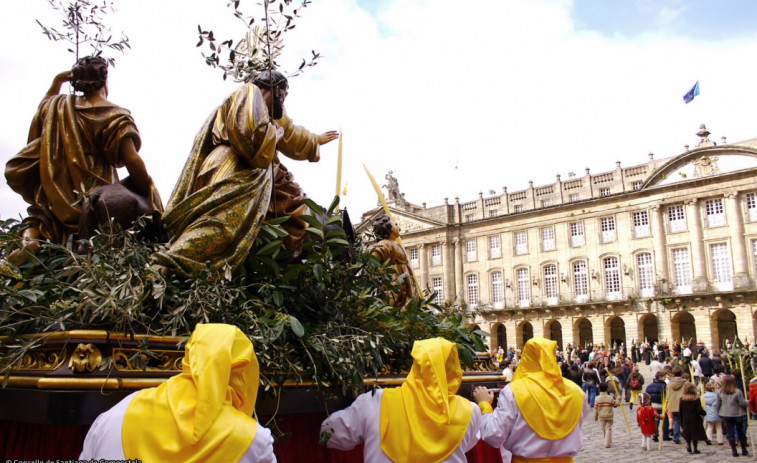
[679,382,707,454]
[703,381,724,445]
[749,376,757,420]
[594,382,619,448]
[636,392,662,451]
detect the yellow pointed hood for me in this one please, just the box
[122,324,259,463]
[509,337,584,440]
[380,338,473,463]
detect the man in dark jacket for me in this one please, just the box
[699,351,714,382]
[645,371,670,441]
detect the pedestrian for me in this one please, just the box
[627,366,644,410]
[636,392,662,451]
[594,382,619,448]
[703,381,724,445]
[665,366,688,444]
[679,382,707,454]
[750,376,757,420]
[700,351,714,383]
[582,360,601,407]
[718,375,750,457]
[645,370,670,442]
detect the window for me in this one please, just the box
[570,222,585,247]
[541,227,555,251]
[569,193,580,202]
[467,274,479,307]
[432,277,444,304]
[600,217,616,243]
[466,239,477,262]
[705,198,725,227]
[491,271,504,309]
[541,199,552,207]
[517,268,530,308]
[573,261,588,303]
[632,181,643,190]
[710,243,733,291]
[599,187,611,197]
[465,214,475,223]
[513,204,523,213]
[544,265,558,305]
[668,205,686,233]
[408,248,419,268]
[514,231,528,255]
[672,248,692,295]
[489,235,501,259]
[633,211,650,238]
[636,252,654,298]
[604,257,621,300]
[747,193,757,222]
[752,240,757,278]
[489,210,499,218]
[431,244,442,266]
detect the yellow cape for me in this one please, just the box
[380,338,473,462]
[122,324,260,463]
[509,337,584,440]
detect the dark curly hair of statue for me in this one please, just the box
[373,214,393,240]
[253,70,288,89]
[70,56,108,94]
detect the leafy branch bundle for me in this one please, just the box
[0,198,486,396]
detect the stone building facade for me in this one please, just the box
[359,125,757,353]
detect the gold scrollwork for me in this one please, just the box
[68,343,103,373]
[18,348,67,371]
[112,348,184,372]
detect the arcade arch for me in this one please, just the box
[517,321,534,348]
[638,314,659,343]
[605,316,626,348]
[671,311,697,344]
[545,319,563,349]
[573,318,593,348]
[711,310,737,351]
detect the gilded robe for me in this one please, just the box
[154,84,321,277]
[5,94,161,244]
[370,239,419,307]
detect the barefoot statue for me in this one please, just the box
[4,56,163,261]
[153,70,338,277]
[370,215,419,307]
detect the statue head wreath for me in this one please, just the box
[252,69,288,88]
[70,55,108,94]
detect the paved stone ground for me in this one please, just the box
[574,363,756,463]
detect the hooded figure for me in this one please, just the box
[474,337,590,463]
[79,324,274,462]
[320,337,481,462]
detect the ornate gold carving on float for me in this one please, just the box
[112,348,184,372]
[68,343,103,373]
[19,348,67,371]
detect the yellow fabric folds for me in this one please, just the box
[122,324,259,463]
[509,337,584,440]
[380,338,473,463]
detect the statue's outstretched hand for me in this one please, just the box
[318,130,339,146]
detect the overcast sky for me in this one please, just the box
[2,0,757,223]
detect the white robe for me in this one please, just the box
[479,386,591,463]
[79,391,276,462]
[320,388,482,463]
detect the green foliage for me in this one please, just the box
[36,0,130,66]
[197,0,320,82]
[0,205,484,397]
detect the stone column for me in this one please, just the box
[442,240,454,302]
[725,193,750,289]
[419,243,429,292]
[454,238,465,301]
[650,205,668,283]
[687,199,709,292]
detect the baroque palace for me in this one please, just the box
[359,125,757,353]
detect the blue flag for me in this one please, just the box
[683,81,700,104]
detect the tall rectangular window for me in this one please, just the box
[604,257,621,300]
[633,211,650,238]
[541,199,552,207]
[466,239,477,262]
[636,252,654,298]
[489,210,499,218]
[431,244,442,266]
[705,198,725,227]
[467,274,479,307]
[432,277,444,304]
[517,268,530,308]
[514,231,528,255]
[409,248,419,268]
[632,181,643,190]
[668,204,686,233]
[570,222,585,247]
[600,217,616,243]
[491,271,504,309]
[747,193,757,222]
[489,235,501,259]
[573,261,588,303]
[541,227,555,251]
[544,265,558,305]
[569,193,580,202]
[710,243,733,291]
[672,248,692,295]
[514,205,523,213]
[465,214,475,223]
[599,187,611,197]
[752,240,757,278]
